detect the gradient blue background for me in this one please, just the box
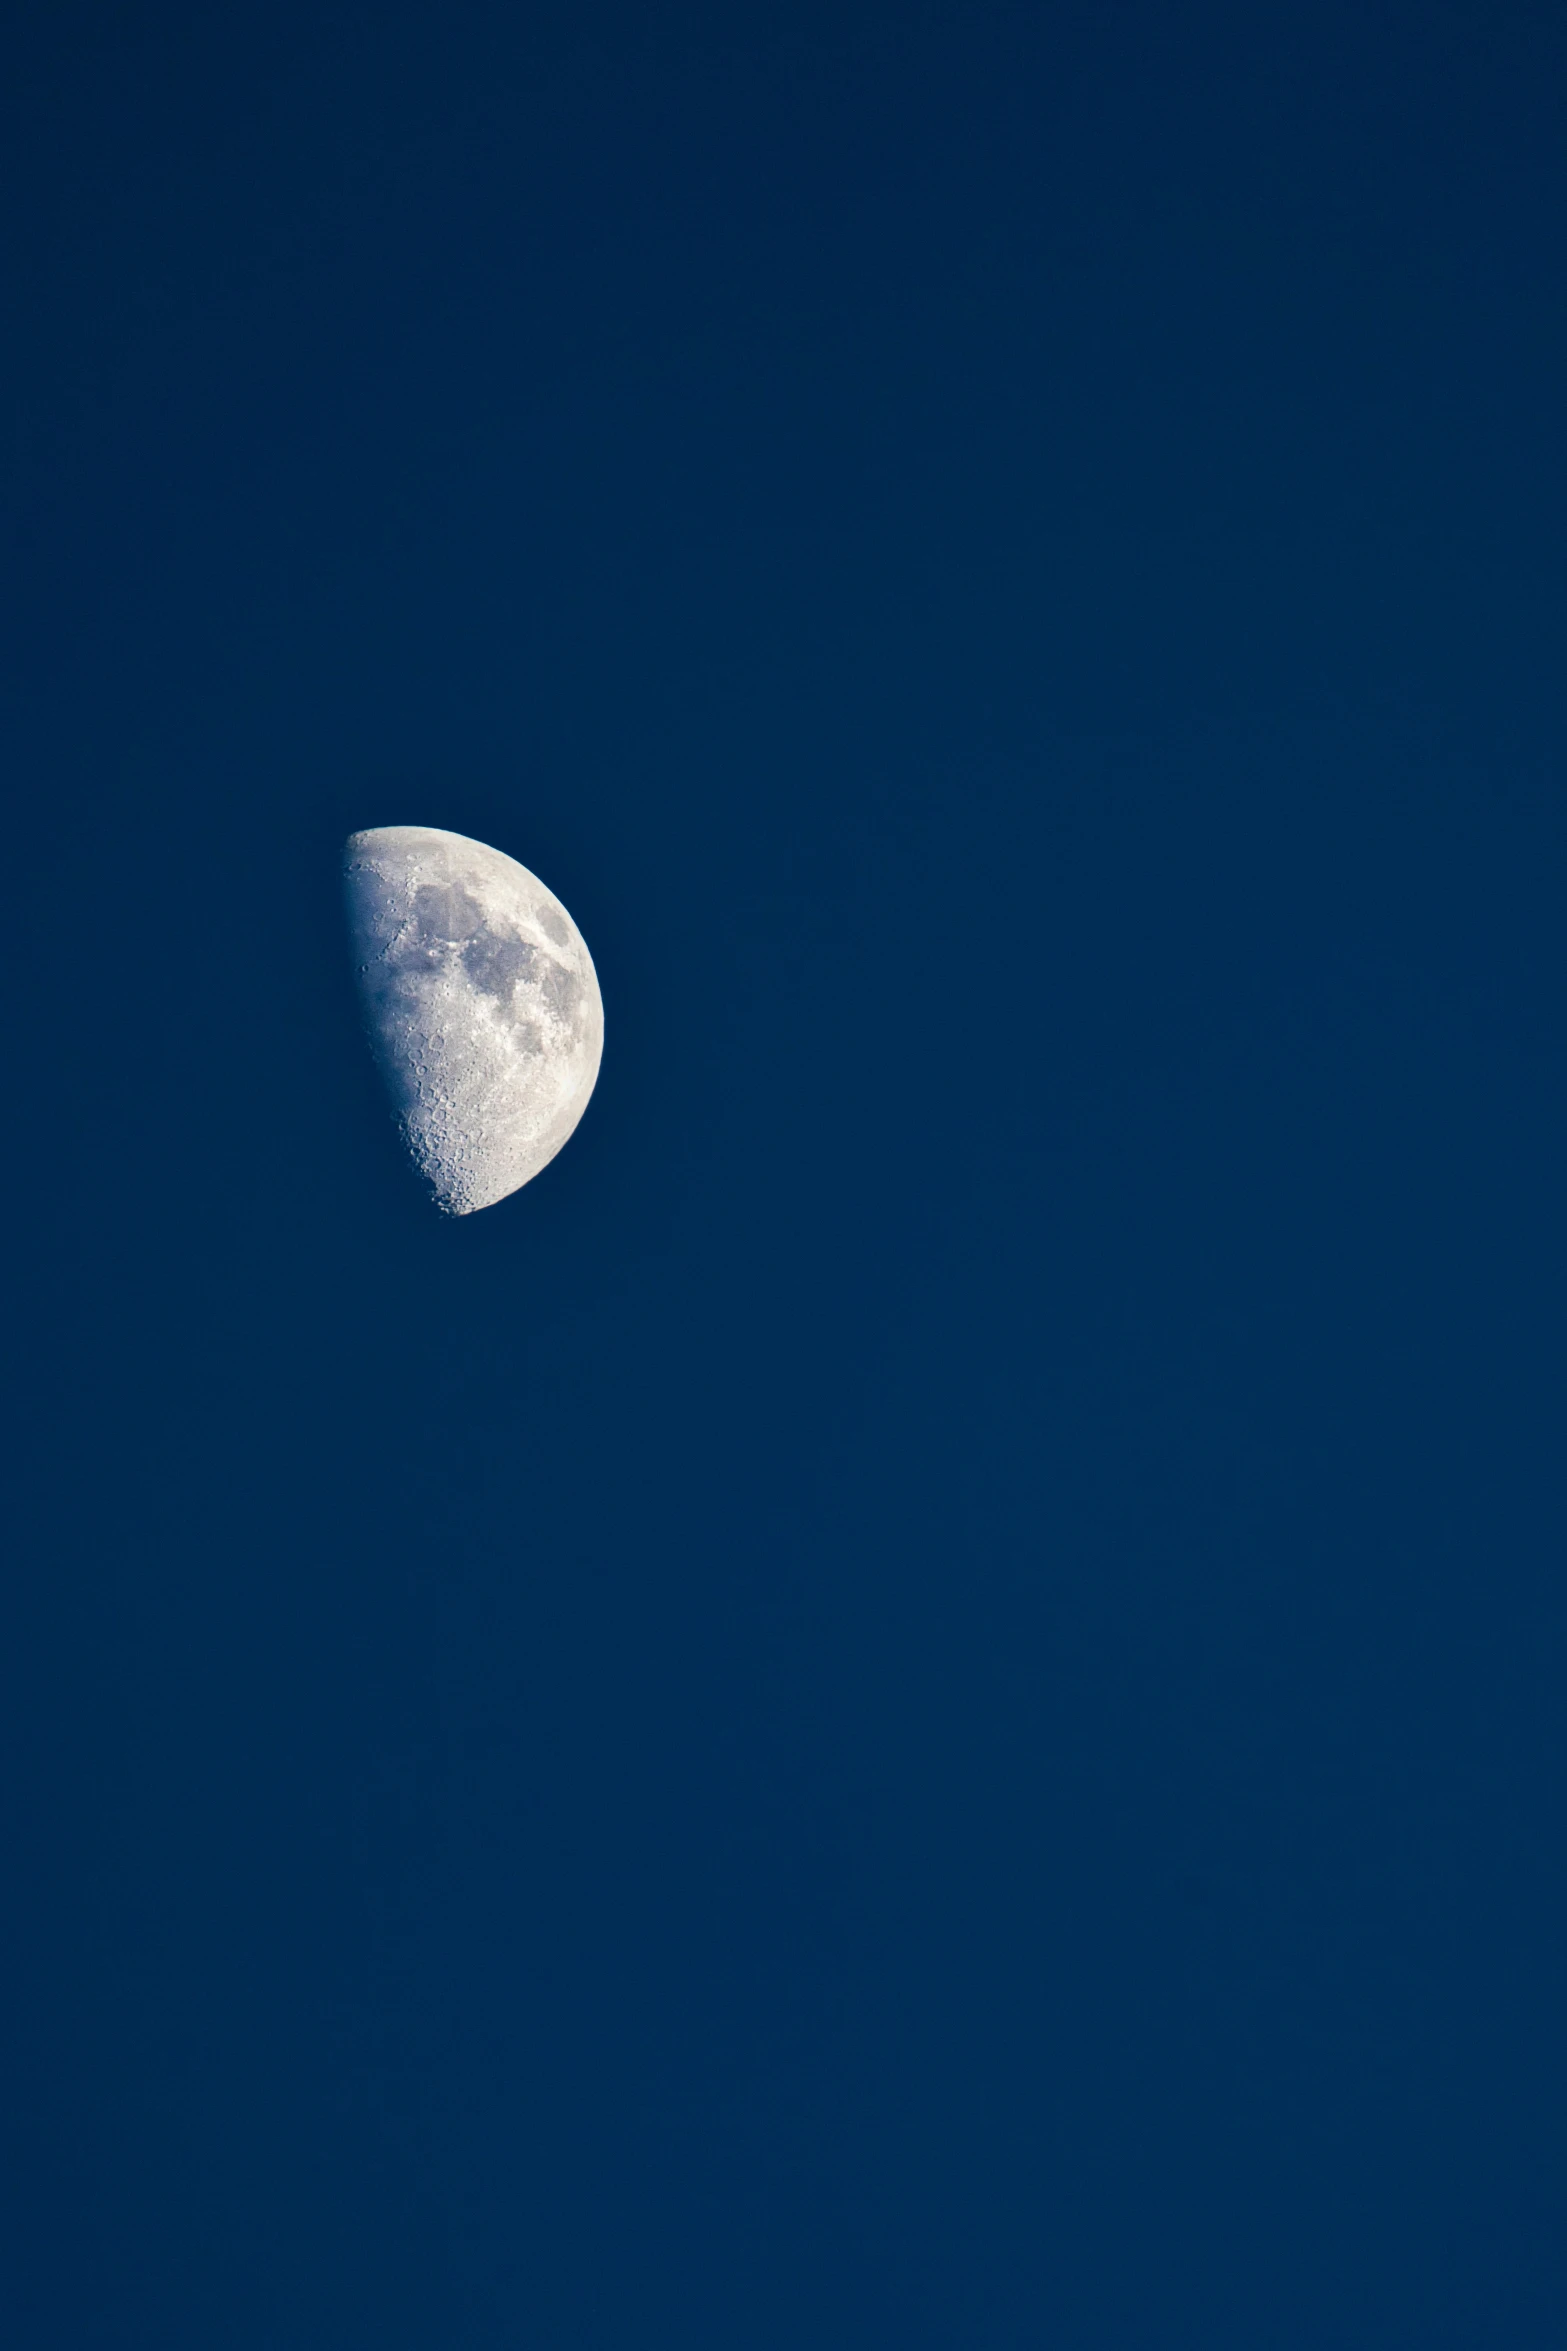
[7,3,1567,2342]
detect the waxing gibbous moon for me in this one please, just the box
[344,825,604,1214]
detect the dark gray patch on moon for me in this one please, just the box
[539,959,582,1025]
[414,881,484,942]
[463,931,536,1000]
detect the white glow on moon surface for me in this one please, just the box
[345,825,603,1213]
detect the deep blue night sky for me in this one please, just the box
[7,3,1567,2342]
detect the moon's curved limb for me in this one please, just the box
[345,825,603,1214]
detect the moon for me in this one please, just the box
[344,825,603,1214]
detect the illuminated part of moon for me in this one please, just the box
[344,825,603,1214]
